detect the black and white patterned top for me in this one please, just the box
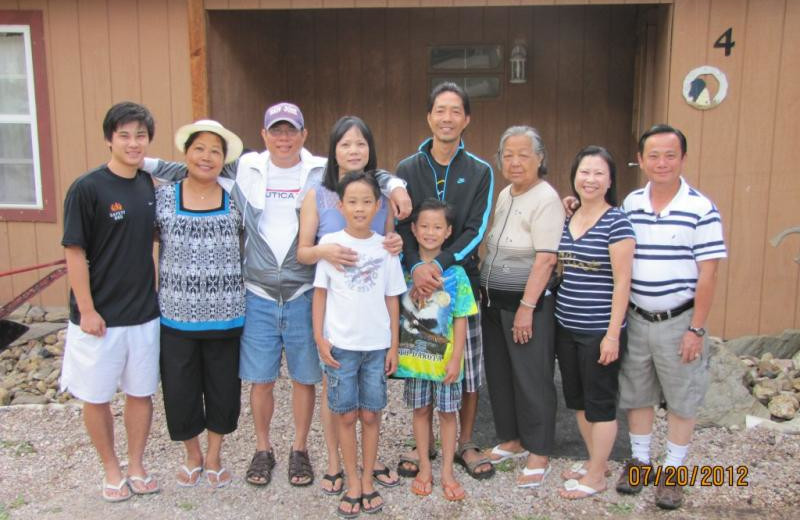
[155,181,245,335]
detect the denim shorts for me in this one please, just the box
[239,290,322,385]
[324,347,387,414]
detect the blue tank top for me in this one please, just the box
[315,184,388,239]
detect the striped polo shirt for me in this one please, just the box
[555,208,635,333]
[622,178,727,312]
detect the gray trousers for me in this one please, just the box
[481,294,556,455]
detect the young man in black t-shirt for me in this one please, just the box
[61,102,161,502]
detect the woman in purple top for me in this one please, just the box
[297,116,402,500]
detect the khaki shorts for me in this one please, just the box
[618,309,709,418]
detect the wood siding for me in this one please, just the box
[665,0,800,338]
[0,0,193,307]
[2,0,799,340]
[206,5,640,202]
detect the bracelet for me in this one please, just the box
[519,298,536,309]
[605,335,619,341]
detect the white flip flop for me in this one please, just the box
[560,477,604,498]
[206,467,232,489]
[176,465,203,488]
[517,464,551,488]
[562,461,612,479]
[101,477,132,503]
[487,445,529,465]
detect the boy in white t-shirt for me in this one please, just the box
[312,171,407,517]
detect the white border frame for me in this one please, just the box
[0,24,43,210]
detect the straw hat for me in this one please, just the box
[174,119,243,164]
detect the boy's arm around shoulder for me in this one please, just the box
[141,157,239,183]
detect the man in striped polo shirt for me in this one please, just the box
[615,124,727,509]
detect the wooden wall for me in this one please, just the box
[663,0,800,338]
[0,0,193,307]
[207,5,640,202]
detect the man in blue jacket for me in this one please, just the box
[395,82,495,481]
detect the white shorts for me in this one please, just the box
[60,317,160,404]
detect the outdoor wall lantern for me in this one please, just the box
[509,40,527,84]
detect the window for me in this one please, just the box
[429,45,503,99]
[0,11,54,222]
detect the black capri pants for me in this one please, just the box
[160,327,241,441]
[555,325,626,423]
[482,294,557,456]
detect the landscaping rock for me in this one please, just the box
[768,394,799,420]
[26,306,46,322]
[11,392,49,405]
[43,307,70,322]
[753,381,779,402]
[726,329,800,359]
[697,339,770,428]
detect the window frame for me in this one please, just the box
[0,10,55,223]
[427,44,505,101]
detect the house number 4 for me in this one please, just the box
[714,28,735,56]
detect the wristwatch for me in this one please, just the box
[688,326,706,337]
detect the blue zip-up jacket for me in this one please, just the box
[395,138,494,296]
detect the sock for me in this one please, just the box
[663,440,688,468]
[629,432,652,464]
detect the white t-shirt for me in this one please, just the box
[259,161,302,266]
[313,230,407,351]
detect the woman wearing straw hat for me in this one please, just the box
[155,119,245,489]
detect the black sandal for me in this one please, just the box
[361,490,384,515]
[337,494,361,518]
[372,465,401,488]
[396,446,438,478]
[245,450,276,487]
[322,471,345,496]
[288,449,314,487]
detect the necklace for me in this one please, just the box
[185,179,217,200]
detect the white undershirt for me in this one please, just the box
[258,161,302,266]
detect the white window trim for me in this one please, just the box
[0,24,43,210]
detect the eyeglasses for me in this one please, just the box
[267,126,301,137]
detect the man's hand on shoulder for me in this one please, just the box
[389,187,412,220]
[411,262,443,303]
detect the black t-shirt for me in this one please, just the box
[431,160,447,200]
[62,165,159,326]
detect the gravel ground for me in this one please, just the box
[1,371,799,520]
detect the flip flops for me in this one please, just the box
[206,467,232,489]
[561,461,613,480]
[410,475,433,496]
[101,478,132,503]
[486,444,529,464]
[372,466,401,488]
[560,478,605,499]
[517,464,551,489]
[176,465,203,488]
[322,471,345,496]
[337,493,361,518]
[361,490,384,514]
[128,474,161,495]
[442,481,466,501]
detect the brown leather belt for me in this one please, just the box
[628,300,694,322]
